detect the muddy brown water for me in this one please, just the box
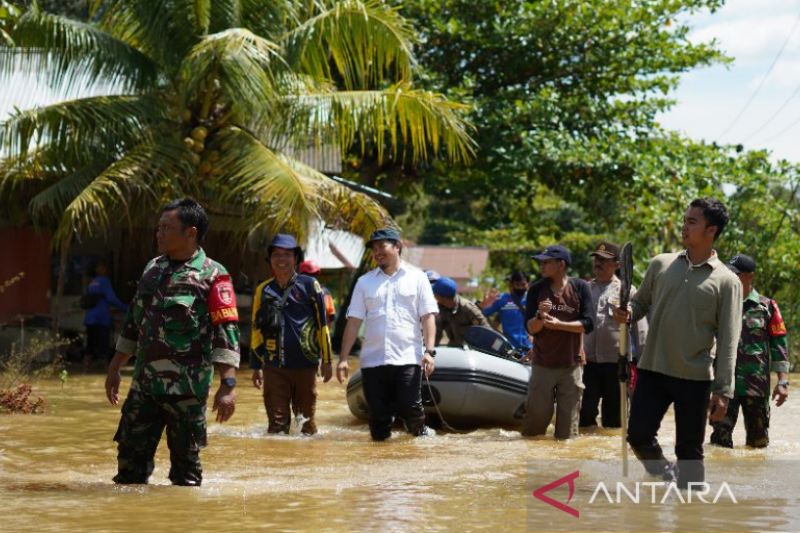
[1,366,798,532]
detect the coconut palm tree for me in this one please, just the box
[0,0,474,249]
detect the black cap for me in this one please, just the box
[531,245,572,266]
[366,227,401,246]
[727,254,755,274]
[589,241,620,260]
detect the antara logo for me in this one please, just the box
[533,470,739,517]
[532,470,580,518]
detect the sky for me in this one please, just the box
[658,0,800,163]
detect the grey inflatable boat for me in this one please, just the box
[346,327,532,429]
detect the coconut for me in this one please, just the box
[191,126,208,142]
[180,109,192,123]
[189,153,201,165]
[199,162,212,174]
[183,137,195,149]
[191,140,205,153]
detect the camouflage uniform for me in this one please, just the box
[710,289,789,448]
[113,248,240,485]
[435,295,489,347]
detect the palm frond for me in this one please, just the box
[316,178,390,239]
[212,125,325,240]
[8,10,157,92]
[212,125,388,241]
[209,0,241,32]
[0,145,68,201]
[240,0,299,37]
[283,0,416,89]
[51,135,193,247]
[28,160,111,227]
[176,0,211,35]
[275,84,476,164]
[0,94,168,160]
[179,28,286,117]
[95,0,201,72]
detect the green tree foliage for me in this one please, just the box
[397,0,727,233]
[0,1,20,44]
[0,0,474,248]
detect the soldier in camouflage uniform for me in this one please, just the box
[250,234,333,435]
[710,254,790,448]
[105,198,240,486]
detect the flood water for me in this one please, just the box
[1,364,799,532]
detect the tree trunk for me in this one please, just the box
[53,232,73,335]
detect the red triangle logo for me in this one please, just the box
[532,470,580,518]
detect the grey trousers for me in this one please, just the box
[521,364,584,439]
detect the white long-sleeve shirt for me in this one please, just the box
[347,262,439,369]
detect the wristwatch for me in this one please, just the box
[222,377,237,388]
[777,380,790,388]
[424,349,437,358]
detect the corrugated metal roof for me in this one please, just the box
[304,221,364,270]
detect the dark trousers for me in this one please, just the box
[627,369,711,487]
[113,390,207,486]
[710,395,769,448]
[361,364,426,441]
[579,362,621,428]
[85,325,112,361]
[263,366,318,435]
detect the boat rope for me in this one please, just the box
[423,372,471,434]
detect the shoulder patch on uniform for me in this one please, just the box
[209,274,239,325]
[768,299,787,336]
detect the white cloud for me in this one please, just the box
[690,16,800,63]
[708,0,800,19]
[659,0,800,162]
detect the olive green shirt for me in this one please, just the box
[436,295,489,347]
[631,251,742,398]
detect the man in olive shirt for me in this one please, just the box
[615,198,742,488]
[433,276,489,347]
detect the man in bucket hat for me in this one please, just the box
[337,227,439,440]
[250,234,333,435]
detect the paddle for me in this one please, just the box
[617,242,633,477]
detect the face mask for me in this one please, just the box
[512,288,527,297]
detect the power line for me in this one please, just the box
[716,12,800,140]
[743,82,800,142]
[762,112,800,143]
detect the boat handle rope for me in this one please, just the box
[423,372,471,434]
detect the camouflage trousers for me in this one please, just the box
[710,395,769,448]
[113,390,207,486]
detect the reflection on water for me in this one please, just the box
[1,369,799,532]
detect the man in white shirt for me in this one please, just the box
[337,228,439,441]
